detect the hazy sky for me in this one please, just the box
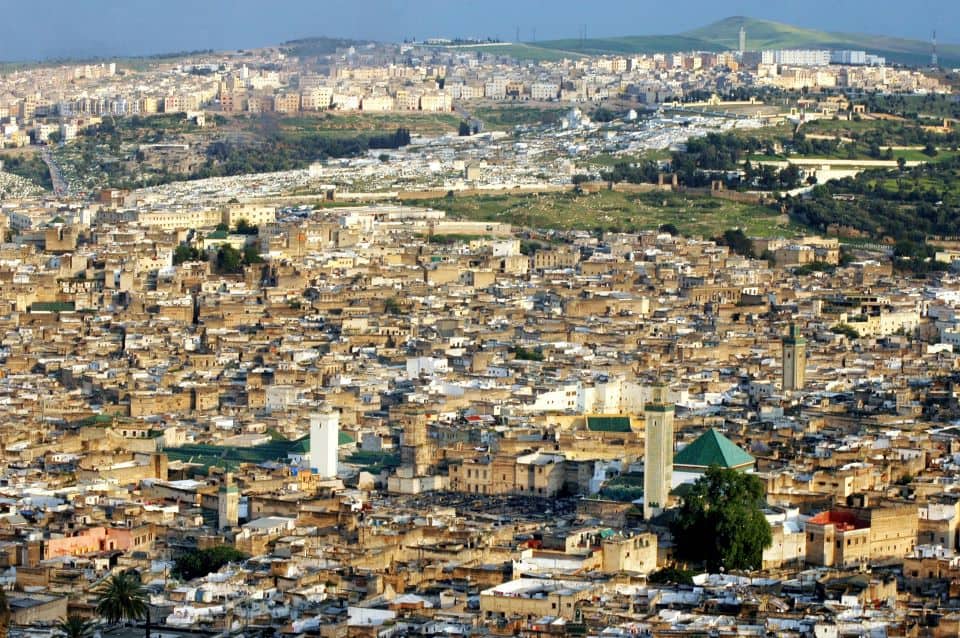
[1,0,958,61]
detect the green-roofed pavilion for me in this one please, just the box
[673,428,754,472]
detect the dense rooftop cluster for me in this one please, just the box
[0,193,951,635]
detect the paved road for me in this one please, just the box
[40,146,68,196]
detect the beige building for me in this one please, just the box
[361,95,395,112]
[223,204,276,228]
[301,86,333,110]
[448,451,565,497]
[601,532,658,574]
[480,578,597,621]
[806,496,918,568]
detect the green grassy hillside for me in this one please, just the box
[509,16,959,67]
[534,35,721,56]
[688,16,959,67]
[445,36,720,62]
[445,43,584,62]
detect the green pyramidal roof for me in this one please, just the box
[673,429,754,470]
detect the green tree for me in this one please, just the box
[384,297,402,315]
[591,107,616,122]
[458,120,471,136]
[243,244,264,264]
[172,545,248,581]
[671,466,772,572]
[173,244,202,265]
[923,142,938,157]
[95,571,148,626]
[234,219,258,235]
[648,565,695,585]
[215,244,244,274]
[831,323,860,339]
[717,229,754,258]
[54,615,97,638]
[511,345,544,361]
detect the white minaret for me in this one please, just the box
[310,412,339,478]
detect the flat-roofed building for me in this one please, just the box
[480,578,597,620]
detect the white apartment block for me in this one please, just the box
[530,82,559,100]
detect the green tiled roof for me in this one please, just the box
[166,431,355,470]
[287,432,355,453]
[587,416,632,433]
[30,301,75,313]
[673,429,754,470]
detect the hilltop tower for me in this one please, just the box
[644,382,675,520]
[310,411,339,479]
[782,323,806,392]
[932,30,939,67]
[739,25,746,55]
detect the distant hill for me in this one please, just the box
[280,36,369,58]
[686,16,960,67]
[519,16,960,68]
[480,35,721,62]
[533,35,721,57]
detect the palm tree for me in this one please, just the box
[55,615,97,638]
[95,571,148,628]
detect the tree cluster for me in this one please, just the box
[600,160,660,185]
[193,127,412,180]
[173,244,203,265]
[172,545,248,581]
[788,155,960,246]
[716,229,754,258]
[591,107,618,123]
[213,243,263,274]
[511,345,544,361]
[742,161,801,190]
[234,218,259,235]
[1,154,53,190]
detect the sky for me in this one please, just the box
[1,0,958,62]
